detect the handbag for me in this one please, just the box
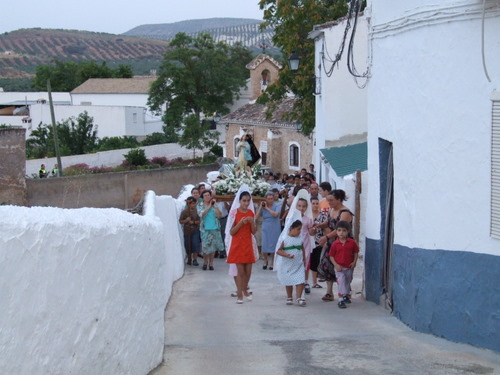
[317,242,337,281]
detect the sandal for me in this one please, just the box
[322,294,334,301]
[286,297,293,305]
[312,283,323,288]
[236,299,244,304]
[297,298,307,307]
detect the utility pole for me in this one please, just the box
[47,79,63,176]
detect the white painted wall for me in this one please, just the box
[26,143,205,177]
[0,194,184,374]
[312,15,369,184]
[311,15,370,252]
[366,0,500,256]
[0,91,71,103]
[29,103,163,138]
[71,93,148,107]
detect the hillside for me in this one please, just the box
[0,19,279,89]
[0,28,170,79]
[124,17,276,53]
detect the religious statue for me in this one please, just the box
[235,134,261,178]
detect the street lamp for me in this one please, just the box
[287,52,320,95]
[288,51,300,71]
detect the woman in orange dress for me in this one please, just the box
[227,191,256,303]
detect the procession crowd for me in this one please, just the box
[178,165,359,309]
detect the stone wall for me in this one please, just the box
[0,127,26,205]
[26,164,216,209]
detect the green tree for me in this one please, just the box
[32,60,79,91]
[26,111,98,158]
[258,0,350,135]
[32,60,134,91]
[147,33,252,144]
[178,114,219,159]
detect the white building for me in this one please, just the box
[315,0,500,351]
[309,14,370,254]
[0,77,164,138]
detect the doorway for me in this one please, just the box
[378,138,394,311]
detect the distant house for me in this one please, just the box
[0,77,166,138]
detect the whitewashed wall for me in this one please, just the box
[29,103,163,138]
[71,93,149,107]
[366,0,500,256]
[0,91,71,103]
[0,193,185,375]
[26,143,204,177]
[312,15,370,253]
[312,15,369,182]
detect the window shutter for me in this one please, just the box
[492,94,500,238]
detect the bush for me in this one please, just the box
[97,136,139,151]
[124,148,148,166]
[141,132,170,146]
[210,144,223,157]
[150,156,168,167]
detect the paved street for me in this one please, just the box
[150,258,500,375]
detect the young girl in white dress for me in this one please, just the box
[276,220,306,306]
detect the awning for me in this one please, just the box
[320,142,367,177]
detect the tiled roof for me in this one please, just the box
[71,76,156,94]
[320,142,368,177]
[221,98,299,128]
[245,54,283,70]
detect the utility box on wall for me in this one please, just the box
[0,127,27,206]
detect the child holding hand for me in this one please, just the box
[329,221,359,309]
[276,220,307,306]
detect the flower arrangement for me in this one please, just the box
[213,164,271,197]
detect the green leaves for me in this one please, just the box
[147,33,252,129]
[31,60,134,91]
[26,111,98,158]
[258,0,349,135]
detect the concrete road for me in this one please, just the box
[150,258,500,375]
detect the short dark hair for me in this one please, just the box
[201,190,212,198]
[186,196,197,204]
[336,221,352,232]
[290,220,302,229]
[319,181,332,191]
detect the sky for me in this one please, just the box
[1,0,264,35]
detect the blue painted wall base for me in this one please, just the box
[365,238,500,352]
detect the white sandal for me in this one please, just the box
[236,299,244,304]
[297,298,306,307]
[286,297,293,305]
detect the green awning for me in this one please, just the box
[320,142,367,177]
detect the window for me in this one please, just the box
[133,113,137,123]
[261,69,270,92]
[289,143,300,168]
[491,91,500,238]
[261,152,267,165]
[234,137,240,158]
